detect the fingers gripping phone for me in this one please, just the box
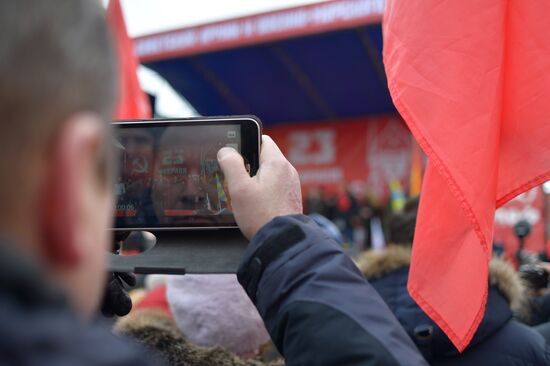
[112,116,262,231]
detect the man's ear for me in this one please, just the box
[40,113,105,268]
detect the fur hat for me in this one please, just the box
[166,274,270,358]
[115,309,280,366]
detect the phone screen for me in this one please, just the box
[113,122,249,229]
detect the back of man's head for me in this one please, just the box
[0,0,119,316]
[0,0,116,234]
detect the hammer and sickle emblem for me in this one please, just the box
[131,156,149,174]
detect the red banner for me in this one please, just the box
[135,0,384,61]
[266,116,412,200]
[268,117,547,256]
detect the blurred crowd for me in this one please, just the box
[303,184,408,255]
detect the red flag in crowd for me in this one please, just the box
[383,1,550,351]
[106,0,151,119]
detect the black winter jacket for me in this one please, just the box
[237,215,428,366]
[357,245,550,365]
[0,242,162,365]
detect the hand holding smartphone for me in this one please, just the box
[217,135,303,239]
[108,116,304,274]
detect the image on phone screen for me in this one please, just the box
[113,118,259,230]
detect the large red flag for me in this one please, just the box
[107,0,151,119]
[383,1,550,351]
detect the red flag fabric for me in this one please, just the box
[107,0,151,119]
[383,1,550,351]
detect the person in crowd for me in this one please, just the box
[319,187,337,220]
[116,308,282,366]
[217,140,427,365]
[114,274,283,365]
[304,186,325,215]
[165,274,271,359]
[355,190,375,249]
[518,261,550,344]
[355,198,550,365]
[332,184,359,242]
[0,0,431,364]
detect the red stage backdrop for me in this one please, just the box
[494,186,546,259]
[266,116,412,200]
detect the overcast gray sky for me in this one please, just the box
[118,0,327,37]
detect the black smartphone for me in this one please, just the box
[112,116,262,230]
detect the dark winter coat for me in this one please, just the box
[237,215,428,366]
[357,245,550,365]
[0,241,162,365]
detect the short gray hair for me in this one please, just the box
[0,0,118,206]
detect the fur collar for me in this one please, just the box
[355,245,412,280]
[355,245,528,315]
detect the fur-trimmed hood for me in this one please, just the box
[356,246,550,364]
[355,246,544,361]
[355,245,528,315]
[115,309,282,366]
